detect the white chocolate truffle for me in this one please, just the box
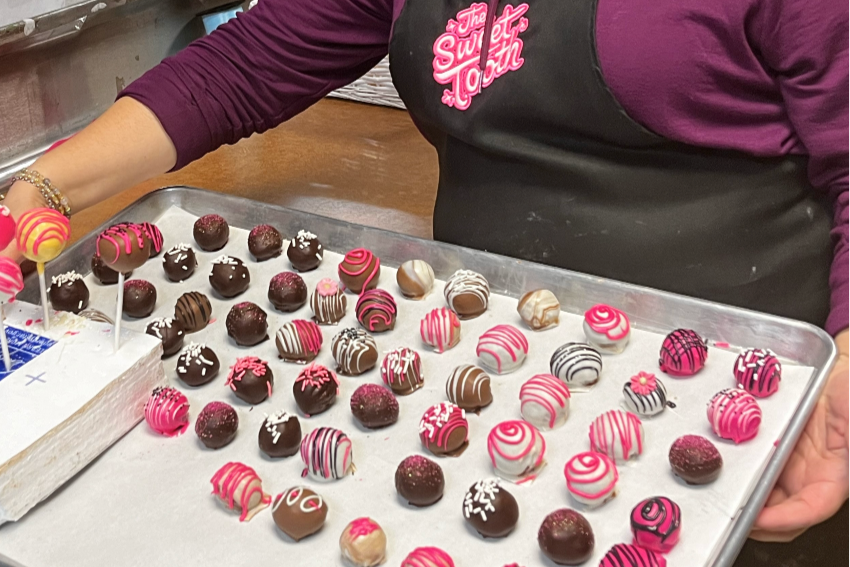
[582,304,631,354]
[487,420,547,484]
[210,462,270,522]
[517,289,560,330]
[564,451,619,508]
[396,259,435,300]
[622,372,668,417]
[340,517,387,567]
[520,374,571,430]
[550,342,603,389]
[589,410,644,464]
[476,324,528,374]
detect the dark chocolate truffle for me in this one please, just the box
[287,230,323,272]
[293,363,339,417]
[268,272,308,312]
[356,288,397,332]
[538,509,595,566]
[209,255,250,298]
[463,479,519,538]
[248,224,282,261]
[145,317,185,358]
[91,253,131,285]
[350,383,399,429]
[174,291,212,333]
[338,248,380,294]
[669,434,723,485]
[49,271,89,314]
[331,328,378,376]
[162,244,197,282]
[226,302,268,347]
[123,279,157,318]
[272,486,328,541]
[395,455,444,507]
[258,410,301,458]
[193,214,229,251]
[96,224,151,273]
[140,222,164,258]
[310,278,347,325]
[176,342,220,386]
[380,347,424,395]
[446,364,492,412]
[226,356,274,404]
[195,401,238,449]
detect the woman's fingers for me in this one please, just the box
[753,482,844,536]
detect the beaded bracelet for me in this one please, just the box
[6,168,72,218]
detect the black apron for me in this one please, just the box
[388,0,834,327]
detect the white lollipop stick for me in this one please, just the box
[37,263,50,331]
[114,272,125,352]
[0,304,11,372]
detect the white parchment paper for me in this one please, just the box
[0,207,816,567]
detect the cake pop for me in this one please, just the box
[0,257,24,371]
[16,208,70,331]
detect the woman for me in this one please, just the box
[4,0,847,560]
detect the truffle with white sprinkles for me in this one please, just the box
[259,410,302,458]
[462,479,519,538]
[209,255,251,298]
[175,343,220,387]
[145,317,185,358]
[49,271,89,314]
[162,244,197,282]
[287,230,323,272]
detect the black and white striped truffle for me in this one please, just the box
[550,342,603,389]
[623,372,668,417]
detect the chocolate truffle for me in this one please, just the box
[91,253,130,285]
[381,347,424,395]
[396,259,434,300]
[211,462,270,522]
[463,479,519,539]
[275,319,323,363]
[209,255,250,298]
[338,248,381,294]
[49,271,89,314]
[669,434,723,485]
[123,279,156,318]
[144,386,189,437]
[310,278,347,324]
[356,288,397,332]
[145,317,185,358]
[140,222,164,258]
[538,509,595,566]
[193,214,229,251]
[293,363,339,417]
[395,455,444,507]
[226,302,268,346]
[248,224,282,261]
[331,328,378,376]
[630,496,681,554]
[226,356,274,404]
[287,230,323,272]
[419,402,468,457]
[351,383,399,429]
[268,272,308,312]
[162,244,197,282]
[340,518,387,567]
[444,269,490,319]
[446,364,492,412]
[300,427,355,480]
[176,342,220,386]
[96,223,151,273]
[599,544,665,567]
[659,328,708,376]
[259,410,302,458]
[195,401,239,449]
[174,291,212,333]
[272,486,328,541]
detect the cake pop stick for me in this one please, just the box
[0,257,25,372]
[96,224,150,351]
[15,208,70,331]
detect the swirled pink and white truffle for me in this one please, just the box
[707,388,761,444]
[589,409,644,463]
[519,374,571,430]
[210,462,271,522]
[487,420,546,484]
[420,307,461,353]
[475,324,528,374]
[564,451,619,508]
[583,304,631,354]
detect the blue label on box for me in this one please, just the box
[0,327,57,382]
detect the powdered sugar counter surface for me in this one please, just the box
[0,187,836,567]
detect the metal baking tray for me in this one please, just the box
[11,186,838,566]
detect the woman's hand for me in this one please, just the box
[751,329,849,542]
[1,181,46,260]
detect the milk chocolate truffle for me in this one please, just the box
[538,509,595,566]
[226,356,274,404]
[174,291,212,333]
[248,224,282,261]
[268,272,308,312]
[91,253,130,285]
[49,271,89,314]
[226,302,268,346]
[145,317,185,358]
[338,248,380,294]
[669,434,723,485]
[259,410,302,458]
[123,279,156,318]
[193,214,229,251]
[210,255,250,298]
[310,278,347,324]
[395,455,444,507]
[444,269,490,319]
[340,518,387,567]
[287,230,323,272]
[275,319,323,363]
[162,244,197,282]
[272,486,328,541]
[396,259,435,300]
[419,402,468,457]
[96,223,151,273]
[381,347,424,395]
[356,288,397,332]
[463,479,519,539]
[331,328,378,376]
[140,222,164,258]
[351,383,399,429]
[195,401,238,449]
[446,364,492,412]
[176,343,220,386]
[293,363,339,416]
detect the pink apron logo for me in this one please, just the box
[432,2,529,110]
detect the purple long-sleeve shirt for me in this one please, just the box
[121,0,849,335]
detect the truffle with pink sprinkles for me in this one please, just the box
[733,348,782,398]
[475,324,529,374]
[420,307,461,353]
[419,402,469,457]
[401,547,455,567]
[707,388,762,444]
[599,543,666,567]
[300,426,355,481]
[487,420,546,484]
[583,304,631,354]
[564,451,619,508]
[589,409,645,464]
[210,462,271,522]
[143,386,190,437]
[338,248,380,294]
[225,356,273,404]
